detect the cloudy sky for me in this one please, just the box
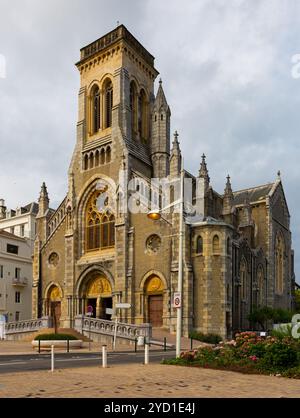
[0,0,300,281]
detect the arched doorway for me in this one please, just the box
[145,276,164,327]
[48,285,62,330]
[83,274,113,320]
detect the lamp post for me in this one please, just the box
[147,158,184,358]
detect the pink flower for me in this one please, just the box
[249,355,258,362]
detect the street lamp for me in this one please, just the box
[147,158,184,358]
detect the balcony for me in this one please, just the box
[12,277,28,287]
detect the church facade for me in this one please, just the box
[32,25,295,339]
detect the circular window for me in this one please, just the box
[48,252,59,267]
[146,234,161,254]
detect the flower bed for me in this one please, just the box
[162,332,300,379]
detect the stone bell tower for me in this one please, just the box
[72,25,159,188]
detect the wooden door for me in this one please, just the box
[148,295,163,327]
[51,302,61,330]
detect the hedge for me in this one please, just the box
[34,333,78,341]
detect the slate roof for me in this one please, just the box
[124,137,152,166]
[233,183,274,206]
[22,202,39,215]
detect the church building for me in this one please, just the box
[32,25,294,339]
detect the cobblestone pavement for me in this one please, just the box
[0,363,299,398]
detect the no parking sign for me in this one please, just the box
[173,292,182,309]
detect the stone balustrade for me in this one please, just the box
[5,317,51,335]
[74,315,152,341]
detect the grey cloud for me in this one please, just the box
[0,0,299,282]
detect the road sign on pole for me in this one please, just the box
[173,292,181,309]
[113,303,132,350]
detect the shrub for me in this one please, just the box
[195,346,218,363]
[180,350,198,362]
[164,329,300,378]
[261,342,298,369]
[34,333,78,341]
[189,330,222,345]
[282,366,300,379]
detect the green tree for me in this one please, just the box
[248,307,292,330]
[248,307,274,330]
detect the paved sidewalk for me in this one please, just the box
[0,363,299,398]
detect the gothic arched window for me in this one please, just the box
[89,152,94,169]
[100,148,105,165]
[130,81,137,139]
[275,233,284,294]
[90,85,100,134]
[196,236,203,254]
[95,150,99,167]
[84,154,89,170]
[240,259,247,300]
[257,265,264,306]
[106,146,111,163]
[103,79,113,129]
[213,235,220,254]
[138,89,148,142]
[86,191,115,251]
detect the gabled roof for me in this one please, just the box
[233,183,274,206]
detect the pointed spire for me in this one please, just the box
[170,131,182,177]
[39,182,49,201]
[222,175,234,216]
[277,170,281,180]
[171,130,180,151]
[37,182,49,216]
[154,78,170,114]
[224,175,233,197]
[198,153,210,186]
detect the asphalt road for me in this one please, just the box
[0,349,176,374]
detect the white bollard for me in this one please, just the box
[144,343,149,365]
[51,345,55,372]
[102,345,107,368]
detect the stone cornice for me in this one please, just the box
[76,26,159,81]
[77,25,154,67]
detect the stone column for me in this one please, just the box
[96,297,101,318]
